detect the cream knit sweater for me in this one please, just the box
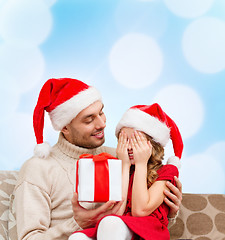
[15,133,116,240]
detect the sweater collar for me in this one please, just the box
[54,132,105,160]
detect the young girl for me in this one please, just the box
[69,103,183,240]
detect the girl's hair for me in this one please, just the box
[146,136,164,188]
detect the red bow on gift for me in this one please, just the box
[76,152,118,202]
[79,152,118,162]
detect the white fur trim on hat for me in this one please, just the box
[115,108,170,147]
[167,156,181,169]
[34,142,51,159]
[49,87,102,130]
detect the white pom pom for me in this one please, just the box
[34,142,51,159]
[167,156,181,169]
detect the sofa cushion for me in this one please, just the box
[9,193,17,240]
[0,171,18,239]
[0,223,7,240]
[169,193,225,239]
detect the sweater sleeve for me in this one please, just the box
[168,212,179,229]
[15,181,82,240]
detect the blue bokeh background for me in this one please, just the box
[0,0,225,194]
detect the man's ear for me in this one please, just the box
[61,124,72,143]
[61,125,69,135]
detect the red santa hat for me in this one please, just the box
[33,78,102,158]
[115,103,183,168]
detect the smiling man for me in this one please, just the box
[62,101,106,149]
[15,78,182,240]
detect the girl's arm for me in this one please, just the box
[131,131,169,217]
[116,131,131,216]
[132,166,168,217]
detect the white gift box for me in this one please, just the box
[75,153,122,202]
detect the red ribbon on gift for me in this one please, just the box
[76,152,117,202]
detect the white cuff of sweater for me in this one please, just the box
[168,210,179,223]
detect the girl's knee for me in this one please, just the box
[98,215,124,229]
[68,232,93,240]
[97,216,133,240]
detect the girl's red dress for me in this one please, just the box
[74,164,178,240]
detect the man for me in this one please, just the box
[15,78,182,240]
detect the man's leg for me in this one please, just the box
[68,232,94,240]
[97,216,133,240]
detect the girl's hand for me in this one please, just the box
[130,131,152,165]
[116,131,131,167]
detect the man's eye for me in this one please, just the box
[84,118,93,124]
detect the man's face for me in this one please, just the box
[62,101,106,148]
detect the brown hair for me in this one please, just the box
[146,137,164,188]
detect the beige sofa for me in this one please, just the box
[0,170,225,240]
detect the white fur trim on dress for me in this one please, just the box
[167,156,181,169]
[49,87,102,130]
[34,142,51,159]
[115,108,170,147]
